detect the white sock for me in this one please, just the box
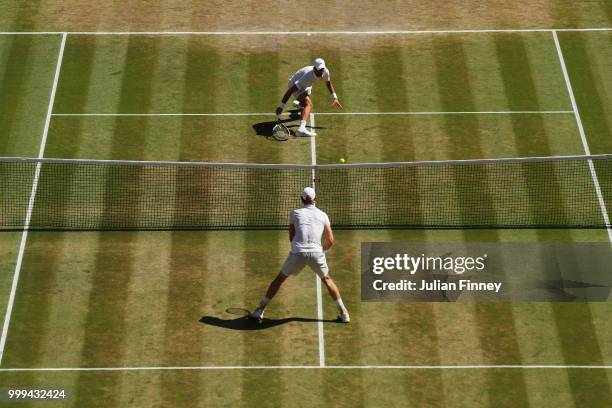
[335,298,348,314]
[299,120,307,130]
[258,296,270,310]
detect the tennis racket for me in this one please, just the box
[272,120,291,141]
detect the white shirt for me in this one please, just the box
[289,204,330,253]
[289,66,330,91]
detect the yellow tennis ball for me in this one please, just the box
[339,158,346,163]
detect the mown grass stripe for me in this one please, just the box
[495,34,573,221]
[161,37,217,407]
[240,51,284,406]
[605,2,612,26]
[551,303,612,405]
[53,36,97,118]
[373,46,445,406]
[0,0,41,34]
[73,35,160,406]
[112,37,183,407]
[0,35,35,155]
[557,33,612,154]
[2,234,64,368]
[493,32,579,402]
[433,35,530,406]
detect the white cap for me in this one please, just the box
[301,187,316,201]
[314,58,326,70]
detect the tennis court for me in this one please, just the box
[0,26,611,407]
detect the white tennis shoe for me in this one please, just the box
[338,312,350,323]
[292,100,302,108]
[296,127,316,137]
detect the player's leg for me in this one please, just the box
[266,272,288,298]
[250,272,287,321]
[321,275,341,300]
[301,95,313,120]
[287,81,303,111]
[308,253,350,323]
[321,276,350,323]
[296,92,316,137]
[250,253,305,320]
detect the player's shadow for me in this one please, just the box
[200,314,340,331]
[252,109,323,140]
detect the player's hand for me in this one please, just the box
[275,106,283,117]
[332,99,343,109]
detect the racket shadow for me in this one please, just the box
[200,309,341,331]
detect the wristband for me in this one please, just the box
[332,93,338,100]
[279,102,286,109]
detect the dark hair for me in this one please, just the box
[301,196,315,205]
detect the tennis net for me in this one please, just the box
[1,154,611,231]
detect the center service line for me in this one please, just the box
[310,112,326,368]
[0,32,68,365]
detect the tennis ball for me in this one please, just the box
[339,158,346,163]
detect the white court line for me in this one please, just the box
[0,32,63,35]
[552,30,612,241]
[310,113,325,368]
[0,28,611,35]
[0,33,68,365]
[51,111,573,117]
[1,364,612,372]
[309,112,317,177]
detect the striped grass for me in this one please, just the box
[0,29,611,407]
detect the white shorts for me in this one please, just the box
[281,252,329,278]
[288,80,312,99]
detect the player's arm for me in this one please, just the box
[326,80,342,109]
[289,223,296,242]
[276,85,299,118]
[322,223,334,251]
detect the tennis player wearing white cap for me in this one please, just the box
[250,186,350,323]
[275,58,343,137]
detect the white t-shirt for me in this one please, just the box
[289,204,331,253]
[289,66,330,91]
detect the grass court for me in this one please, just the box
[0,17,611,407]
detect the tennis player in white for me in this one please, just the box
[250,187,350,323]
[275,58,343,137]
